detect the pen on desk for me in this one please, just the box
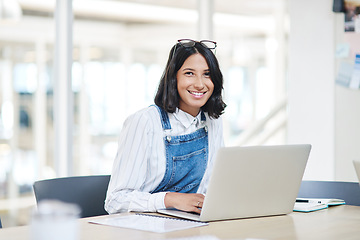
[296,199,322,203]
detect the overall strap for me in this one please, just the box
[154,105,171,130]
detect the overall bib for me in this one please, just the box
[152,105,209,193]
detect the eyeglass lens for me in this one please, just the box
[199,40,216,49]
[178,39,196,48]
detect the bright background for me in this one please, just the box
[0,0,359,227]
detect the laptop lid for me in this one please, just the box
[158,144,311,222]
[353,160,360,182]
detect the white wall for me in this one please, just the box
[334,31,360,181]
[288,0,336,180]
[335,85,360,181]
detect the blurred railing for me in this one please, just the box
[234,98,287,146]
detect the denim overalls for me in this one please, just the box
[152,105,209,193]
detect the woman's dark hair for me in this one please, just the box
[154,41,226,119]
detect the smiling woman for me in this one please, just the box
[105,39,226,214]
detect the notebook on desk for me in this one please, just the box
[158,144,312,222]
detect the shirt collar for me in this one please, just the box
[173,108,202,129]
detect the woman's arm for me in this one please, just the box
[105,109,166,213]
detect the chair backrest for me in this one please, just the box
[297,180,360,206]
[33,175,111,218]
[0,216,2,228]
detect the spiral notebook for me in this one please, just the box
[89,213,208,233]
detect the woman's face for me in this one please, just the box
[176,53,214,117]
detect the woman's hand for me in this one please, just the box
[164,192,205,214]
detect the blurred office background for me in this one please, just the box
[1,0,359,227]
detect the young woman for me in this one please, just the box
[105,39,226,214]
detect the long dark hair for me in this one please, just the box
[154,41,226,119]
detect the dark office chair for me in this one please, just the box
[297,180,360,206]
[33,175,111,218]
[0,216,2,228]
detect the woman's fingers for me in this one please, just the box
[165,192,205,213]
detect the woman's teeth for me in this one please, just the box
[189,91,205,96]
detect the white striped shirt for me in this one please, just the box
[105,105,224,214]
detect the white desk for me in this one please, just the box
[1,205,360,240]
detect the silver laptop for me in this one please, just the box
[157,144,311,222]
[353,160,360,182]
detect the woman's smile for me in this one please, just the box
[188,90,207,97]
